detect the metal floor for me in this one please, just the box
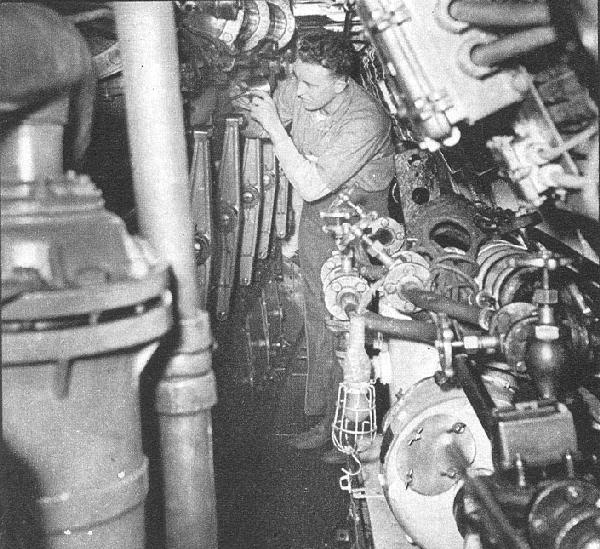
[212,327,350,549]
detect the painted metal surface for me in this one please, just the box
[114,4,218,548]
[189,126,215,308]
[1,171,171,547]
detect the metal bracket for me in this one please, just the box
[215,116,242,320]
[239,137,263,286]
[189,125,214,308]
[257,140,277,259]
[274,159,289,239]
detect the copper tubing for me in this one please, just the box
[449,1,551,27]
[471,26,558,67]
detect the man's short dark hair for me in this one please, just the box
[296,31,358,78]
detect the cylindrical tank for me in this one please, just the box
[380,377,493,549]
[1,172,172,547]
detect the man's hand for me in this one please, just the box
[247,90,283,137]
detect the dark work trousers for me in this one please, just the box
[298,186,389,417]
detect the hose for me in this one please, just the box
[449,1,551,28]
[362,311,437,343]
[400,288,487,327]
[471,26,557,67]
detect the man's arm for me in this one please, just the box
[249,91,390,202]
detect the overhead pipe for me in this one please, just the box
[113,3,218,548]
[470,26,558,67]
[449,1,551,28]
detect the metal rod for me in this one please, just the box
[113,3,218,548]
[447,444,531,549]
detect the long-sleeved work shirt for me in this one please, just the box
[272,77,395,201]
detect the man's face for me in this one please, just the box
[293,60,346,111]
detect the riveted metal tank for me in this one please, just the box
[1,168,172,547]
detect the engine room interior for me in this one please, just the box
[1,1,599,548]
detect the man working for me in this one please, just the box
[246,30,395,460]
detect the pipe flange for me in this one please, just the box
[366,216,406,258]
[529,480,600,549]
[321,254,343,286]
[324,273,368,320]
[381,252,430,313]
[408,195,486,261]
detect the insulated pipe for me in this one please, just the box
[471,26,557,67]
[400,288,488,328]
[113,3,218,549]
[362,311,437,343]
[449,1,551,28]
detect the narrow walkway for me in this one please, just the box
[213,336,350,549]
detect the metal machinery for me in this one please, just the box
[2,1,599,549]
[175,0,600,547]
[315,2,600,548]
[2,3,217,548]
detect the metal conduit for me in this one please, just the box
[449,1,551,28]
[113,3,218,548]
[471,26,558,67]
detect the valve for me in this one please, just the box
[515,250,574,399]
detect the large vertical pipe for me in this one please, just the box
[112,1,196,315]
[113,3,218,548]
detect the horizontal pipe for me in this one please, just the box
[471,26,557,67]
[450,1,551,27]
[362,311,437,343]
[400,288,486,327]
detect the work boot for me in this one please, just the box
[288,418,331,450]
